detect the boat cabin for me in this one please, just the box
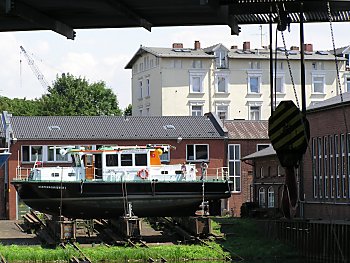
[28,145,197,182]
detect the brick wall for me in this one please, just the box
[303,104,350,220]
[227,139,270,217]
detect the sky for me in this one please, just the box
[0,22,349,109]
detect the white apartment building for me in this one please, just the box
[125,41,348,119]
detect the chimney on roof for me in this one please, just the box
[304,43,313,52]
[290,46,299,51]
[243,41,250,51]
[231,45,238,49]
[194,40,201,50]
[172,43,183,48]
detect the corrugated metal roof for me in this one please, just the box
[9,115,224,141]
[307,92,350,112]
[241,145,276,160]
[224,120,269,140]
[1,0,350,40]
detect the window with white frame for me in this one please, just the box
[138,79,143,99]
[216,105,228,120]
[186,144,209,161]
[146,108,150,116]
[312,75,325,94]
[189,101,205,116]
[274,75,285,93]
[345,76,350,92]
[248,74,261,93]
[139,109,142,116]
[260,166,264,178]
[215,73,229,93]
[192,60,202,69]
[48,146,69,162]
[189,71,205,93]
[159,151,170,163]
[228,144,241,192]
[146,78,150,97]
[259,187,266,208]
[191,105,203,116]
[249,105,261,120]
[215,49,228,69]
[268,187,275,208]
[22,146,43,162]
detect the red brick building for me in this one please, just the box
[223,120,270,217]
[241,146,285,218]
[302,93,350,220]
[0,112,228,220]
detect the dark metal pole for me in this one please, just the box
[300,2,306,113]
[270,8,274,116]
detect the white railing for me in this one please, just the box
[205,167,229,181]
[15,167,31,180]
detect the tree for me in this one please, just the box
[40,73,122,116]
[0,97,41,116]
[124,104,132,116]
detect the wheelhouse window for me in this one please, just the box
[22,146,43,162]
[106,154,118,167]
[186,144,209,161]
[160,151,170,162]
[121,154,132,166]
[135,154,147,166]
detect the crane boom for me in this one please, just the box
[20,46,49,90]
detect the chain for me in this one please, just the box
[327,2,344,99]
[275,4,300,108]
[327,1,349,134]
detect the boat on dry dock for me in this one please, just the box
[11,144,230,219]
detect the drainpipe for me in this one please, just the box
[2,111,12,219]
[208,61,212,114]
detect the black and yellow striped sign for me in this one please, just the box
[268,100,310,167]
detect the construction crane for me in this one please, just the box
[20,46,50,90]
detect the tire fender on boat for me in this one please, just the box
[137,169,149,179]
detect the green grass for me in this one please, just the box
[0,244,77,262]
[0,218,298,262]
[0,242,229,262]
[212,217,299,262]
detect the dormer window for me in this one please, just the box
[215,49,228,69]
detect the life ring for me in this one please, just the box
[137,169,149,179]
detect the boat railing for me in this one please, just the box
[15,166,30,180]
[205,167,229,181]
